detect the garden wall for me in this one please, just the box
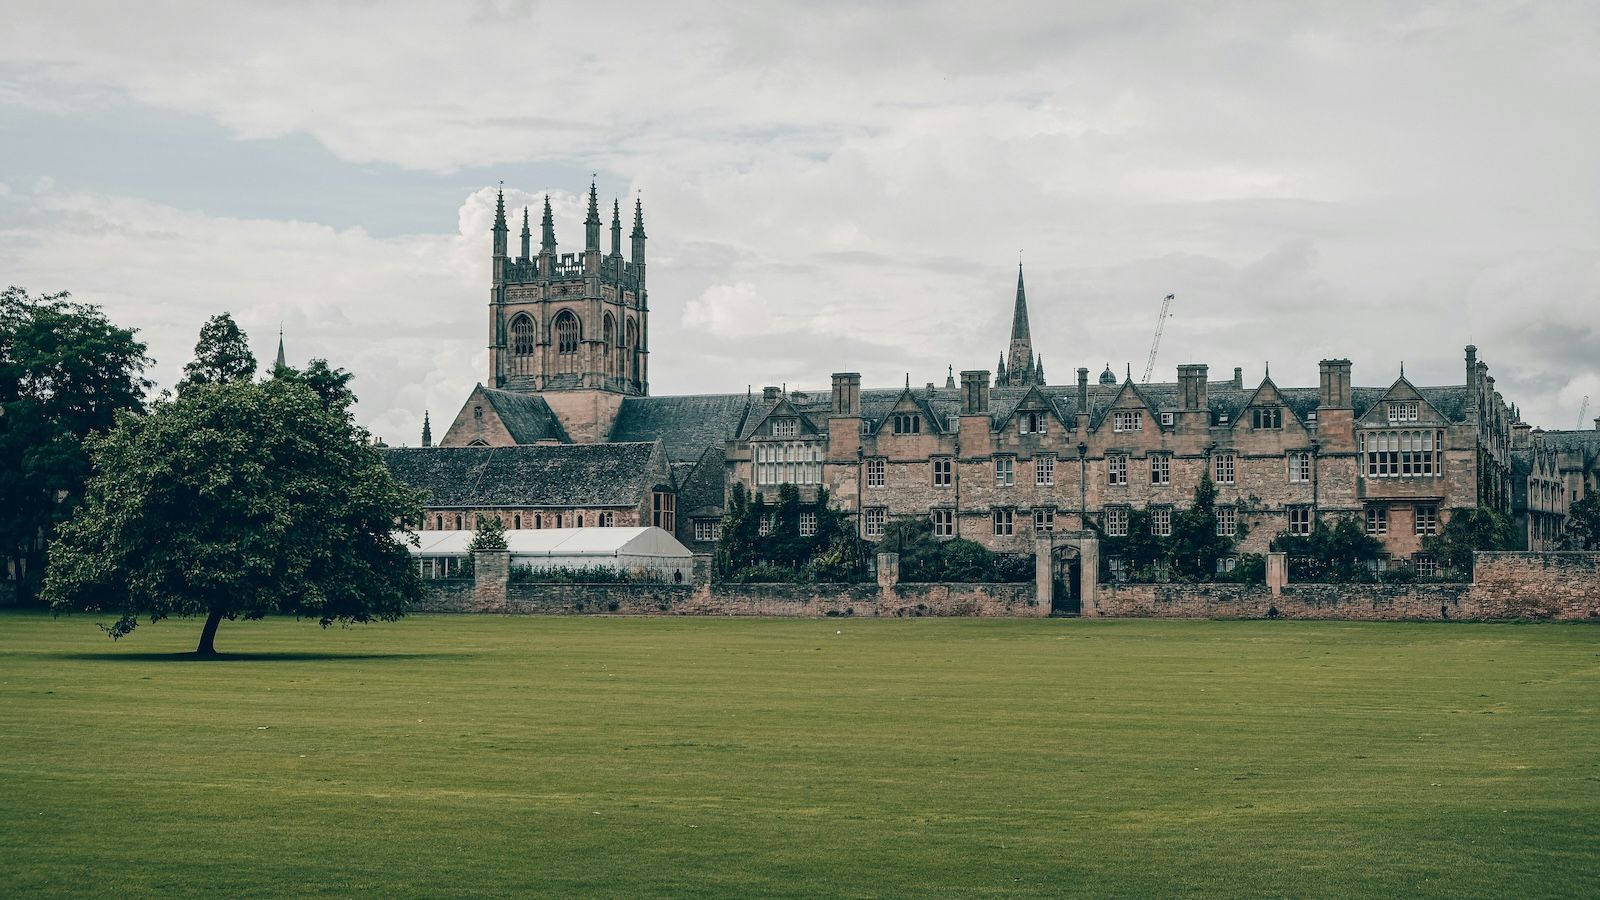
[1470,552,1600,620]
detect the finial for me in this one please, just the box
[1265,361,1270,378]
[1400,361,1405,378]
[1126,362,1132,381]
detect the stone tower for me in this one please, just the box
[487,182,648,396]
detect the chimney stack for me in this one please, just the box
[960,370,991,416]
[1318,359,1352,408]
[1077,367,1089,412]
[1177,364,1209,411]
[830,372,861,416]
[762,385,780,402]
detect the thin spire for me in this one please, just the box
[631,196,646,239]
[421,410,432,448]
[610,198,623,257]
[540,194,556,251]
[275,326,286,370]
[584,179,601,250]
[1011,262,1031,341]
[520,206,531,259]
[493,184,506,231]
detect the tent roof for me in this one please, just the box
[408,526,691,558]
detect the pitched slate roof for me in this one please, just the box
[675,447,729,518]
[608,394,755,461]
[480,388,571,444]
[382,442,662,508]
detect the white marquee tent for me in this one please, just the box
[406,526,694,581]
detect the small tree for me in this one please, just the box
[179,313,257,390]
[1562,492,1600,550]
[1168,475,1234,580]
[44,377,422,656]
[1272,517,1384,583]
[468,514,507,551]
[1423,506,1519,575]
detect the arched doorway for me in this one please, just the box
[1051,545,1082,616]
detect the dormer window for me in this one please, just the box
[1020,411,1047,434]
[1113,410,1141,432]
[771,417,798,438]
[893,413,921,434]
[1251,406,1283,429]
[1160,412,1175,426]
[1387,401,1419,423]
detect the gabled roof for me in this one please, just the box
[608,393,756,461]
[479,387,571,444]
[382,442,664,508]
[676,446,728,518]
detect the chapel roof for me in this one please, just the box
[381,442,664,508]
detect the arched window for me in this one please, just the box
[534,513,542,529]
[555,513,563,528]
[555,311,580,354]
[434,514,442,531]
[513,514,521,529]
[577,514,585,528]
[625,317,638,381]
[602,313,614,360]
[455,514,463,530]
[510,314,535,356]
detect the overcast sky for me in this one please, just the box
[2,1,1597,442]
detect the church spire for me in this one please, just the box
[540,194,557,252]
[520,206,531,259]
[1003,263,1036,385]
[274,326,286,371]
[584,180,601,250]
[491,186,507,259]
[421,410,432,448]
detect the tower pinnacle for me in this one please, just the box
[421,410,432,448]
[520,206,531,259]
[585,180,601,250]
[540,195,557,252]
[275,326,286,371]
[610,198,622,257]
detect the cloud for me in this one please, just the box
[0,1,1596,431]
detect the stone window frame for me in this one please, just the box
[1414,554,1439,577]
[1288,450,1312,483]
[1035,454,1055,486]
[931,456,953,487]
[770,417,798,438]
[1104,506,1129,537]
[1160,412,1175,427]
[758,512,775,536]
[1387,400,1420,423]
[1214,452,1237,485]
[1216,506,1236,537]
[1288,505,1313,535]
[864,507,887,538]
[1365,506,1388,535]
[1415,503,1439,535]
[931,507,955,538]
[799,510,818,537]
[995,456,1015,487]
[599,511,615,527]
[1033,507,1055,534]
[892,413,921,435]
[866,457,886,488]
[1020,411,1048,434]
[693,519,719,542]
[1107,454,1128,486]
[1150,454,1171,485]
[1251,406,1283,429]
[1113,410,1142,432]
[652,492,676,534]
[992,507,1015,536]
[554,310,581,354]
[1151,506,1173,537]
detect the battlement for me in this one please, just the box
[501,254,642,290]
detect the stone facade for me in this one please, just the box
[408,179,1594,566]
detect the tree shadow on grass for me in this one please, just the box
[59,651,469,662]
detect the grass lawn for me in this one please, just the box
[1,611,1597,898]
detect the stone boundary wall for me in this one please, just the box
[1095,582,1474,620]
[408,549,1599,621]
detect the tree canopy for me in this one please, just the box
[714,484,871,582]
[1563,492,1600,550]
[179,313,257,390]
[1422,506,1520,575]
[44,376,423,655]
[0,287,152,601]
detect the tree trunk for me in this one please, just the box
[196,609,224,657]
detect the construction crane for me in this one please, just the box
[1141,293,1176,383]
[1580,395,1591,430]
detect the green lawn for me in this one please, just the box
[1,612,1596,898]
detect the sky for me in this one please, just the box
[1,0,1597,443]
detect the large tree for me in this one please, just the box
[44,375,423,655]
[179,312,256,390]
[0,287,152,600]
[1563,492,1600,550]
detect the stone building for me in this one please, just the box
[387,181,1577,572]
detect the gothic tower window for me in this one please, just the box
[509,314,535,376]
[625,317,639,382]
[555,311,581,354]
[602,313,615,364]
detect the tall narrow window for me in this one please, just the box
[1033,508,1055,534]
[866,457,886,488]
[555,310,580,353]
[1150,455,1171,485]
[1251,406,1283,429]
[625,317,639,382]
[799,511,817,537]
[993,508,1014,536]
[1288,506,1313,535]
[892,413,921,434]
[513,514,522,529]
[1151,507,1172,537]
[1365,506,1388,535]
[652,492,676,534]
[932,508,955,537]
[1216,506,1236,537]
[602,313,615,363]
[995,457,1014,486]
[1107,455,1128,486]
[509,314,536,375]
[1214,452,1236,485]
[1415,504,1438,535]
[1104,507,1128,537]
[931,457,953,487]
[864,507,886,538]
[1036,455,1054,486]
[1288,451,1312,483]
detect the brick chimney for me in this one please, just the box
[1177,364,1208,411]
[762,385,781,402]
[1318,359,1352,408]
[960,370,990,415]
[830,372,861,416]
